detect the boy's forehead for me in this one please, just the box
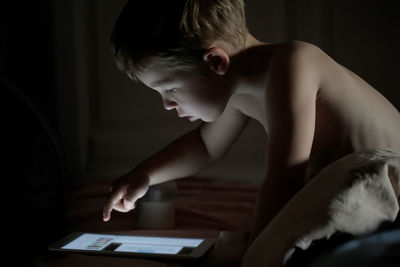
[137,59,202,88]
[137,63,171,87]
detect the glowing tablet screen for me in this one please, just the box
[62,233,204,255]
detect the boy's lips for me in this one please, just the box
[177,112,198,122]
[187,116,197,122]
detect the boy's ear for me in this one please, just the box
[203,47,230,75]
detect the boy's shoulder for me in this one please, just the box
[237,40,324,80]
[229,41,326,124]
[266,40,325,65]
[243,40,327,82]
[254,40,321,56]
[263,40,327,84]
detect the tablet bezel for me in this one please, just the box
[48,232,215,260]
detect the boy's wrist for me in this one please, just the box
[133,153,180,185]
[122,165,149,184]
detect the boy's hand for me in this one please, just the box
[103,172,150,222]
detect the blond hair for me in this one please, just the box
[111,0,247,80]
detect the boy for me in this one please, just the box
[103,0,400,257]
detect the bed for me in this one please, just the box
[34,148,400,267]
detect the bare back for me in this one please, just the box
[307,49,400,177]
[230,41,400,179]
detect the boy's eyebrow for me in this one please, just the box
[150,78,171,87]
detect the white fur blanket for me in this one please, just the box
[242,148,400,267]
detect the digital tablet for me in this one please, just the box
[49,232,215,260]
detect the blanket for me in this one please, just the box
[242,148,400,267]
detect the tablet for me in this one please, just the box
[49,232,215,260]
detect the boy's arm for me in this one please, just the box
[147,106,249,185]
[103,106,249,221]
[251,42,320,239]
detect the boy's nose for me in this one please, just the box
[163,98,178,110]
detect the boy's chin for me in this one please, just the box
[202,114,222,123]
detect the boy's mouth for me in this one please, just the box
[178,112,198,122]
[187,116,197,122]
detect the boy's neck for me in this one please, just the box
[226,33,268,95]
[244,33,265,49]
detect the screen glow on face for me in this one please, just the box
[62,234,203,255]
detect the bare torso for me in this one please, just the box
[231,41,400,179]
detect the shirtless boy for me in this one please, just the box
[103,0,400,262]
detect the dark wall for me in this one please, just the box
[1,1,67,264]
[0,0,57,128]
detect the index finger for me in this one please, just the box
[103,189,124,222]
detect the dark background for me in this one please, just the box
[1,0,57,128]
[1,1,65,264]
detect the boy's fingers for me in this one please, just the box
[113,204,130,212]
[103,208,111,222]
[103,190,125,221]
[106,198,136,215]
[123,199,135,210]
[103,181,144,221]
[125,188,143,203]
[125,180,148,203]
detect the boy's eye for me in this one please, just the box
[166,88,177,94]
